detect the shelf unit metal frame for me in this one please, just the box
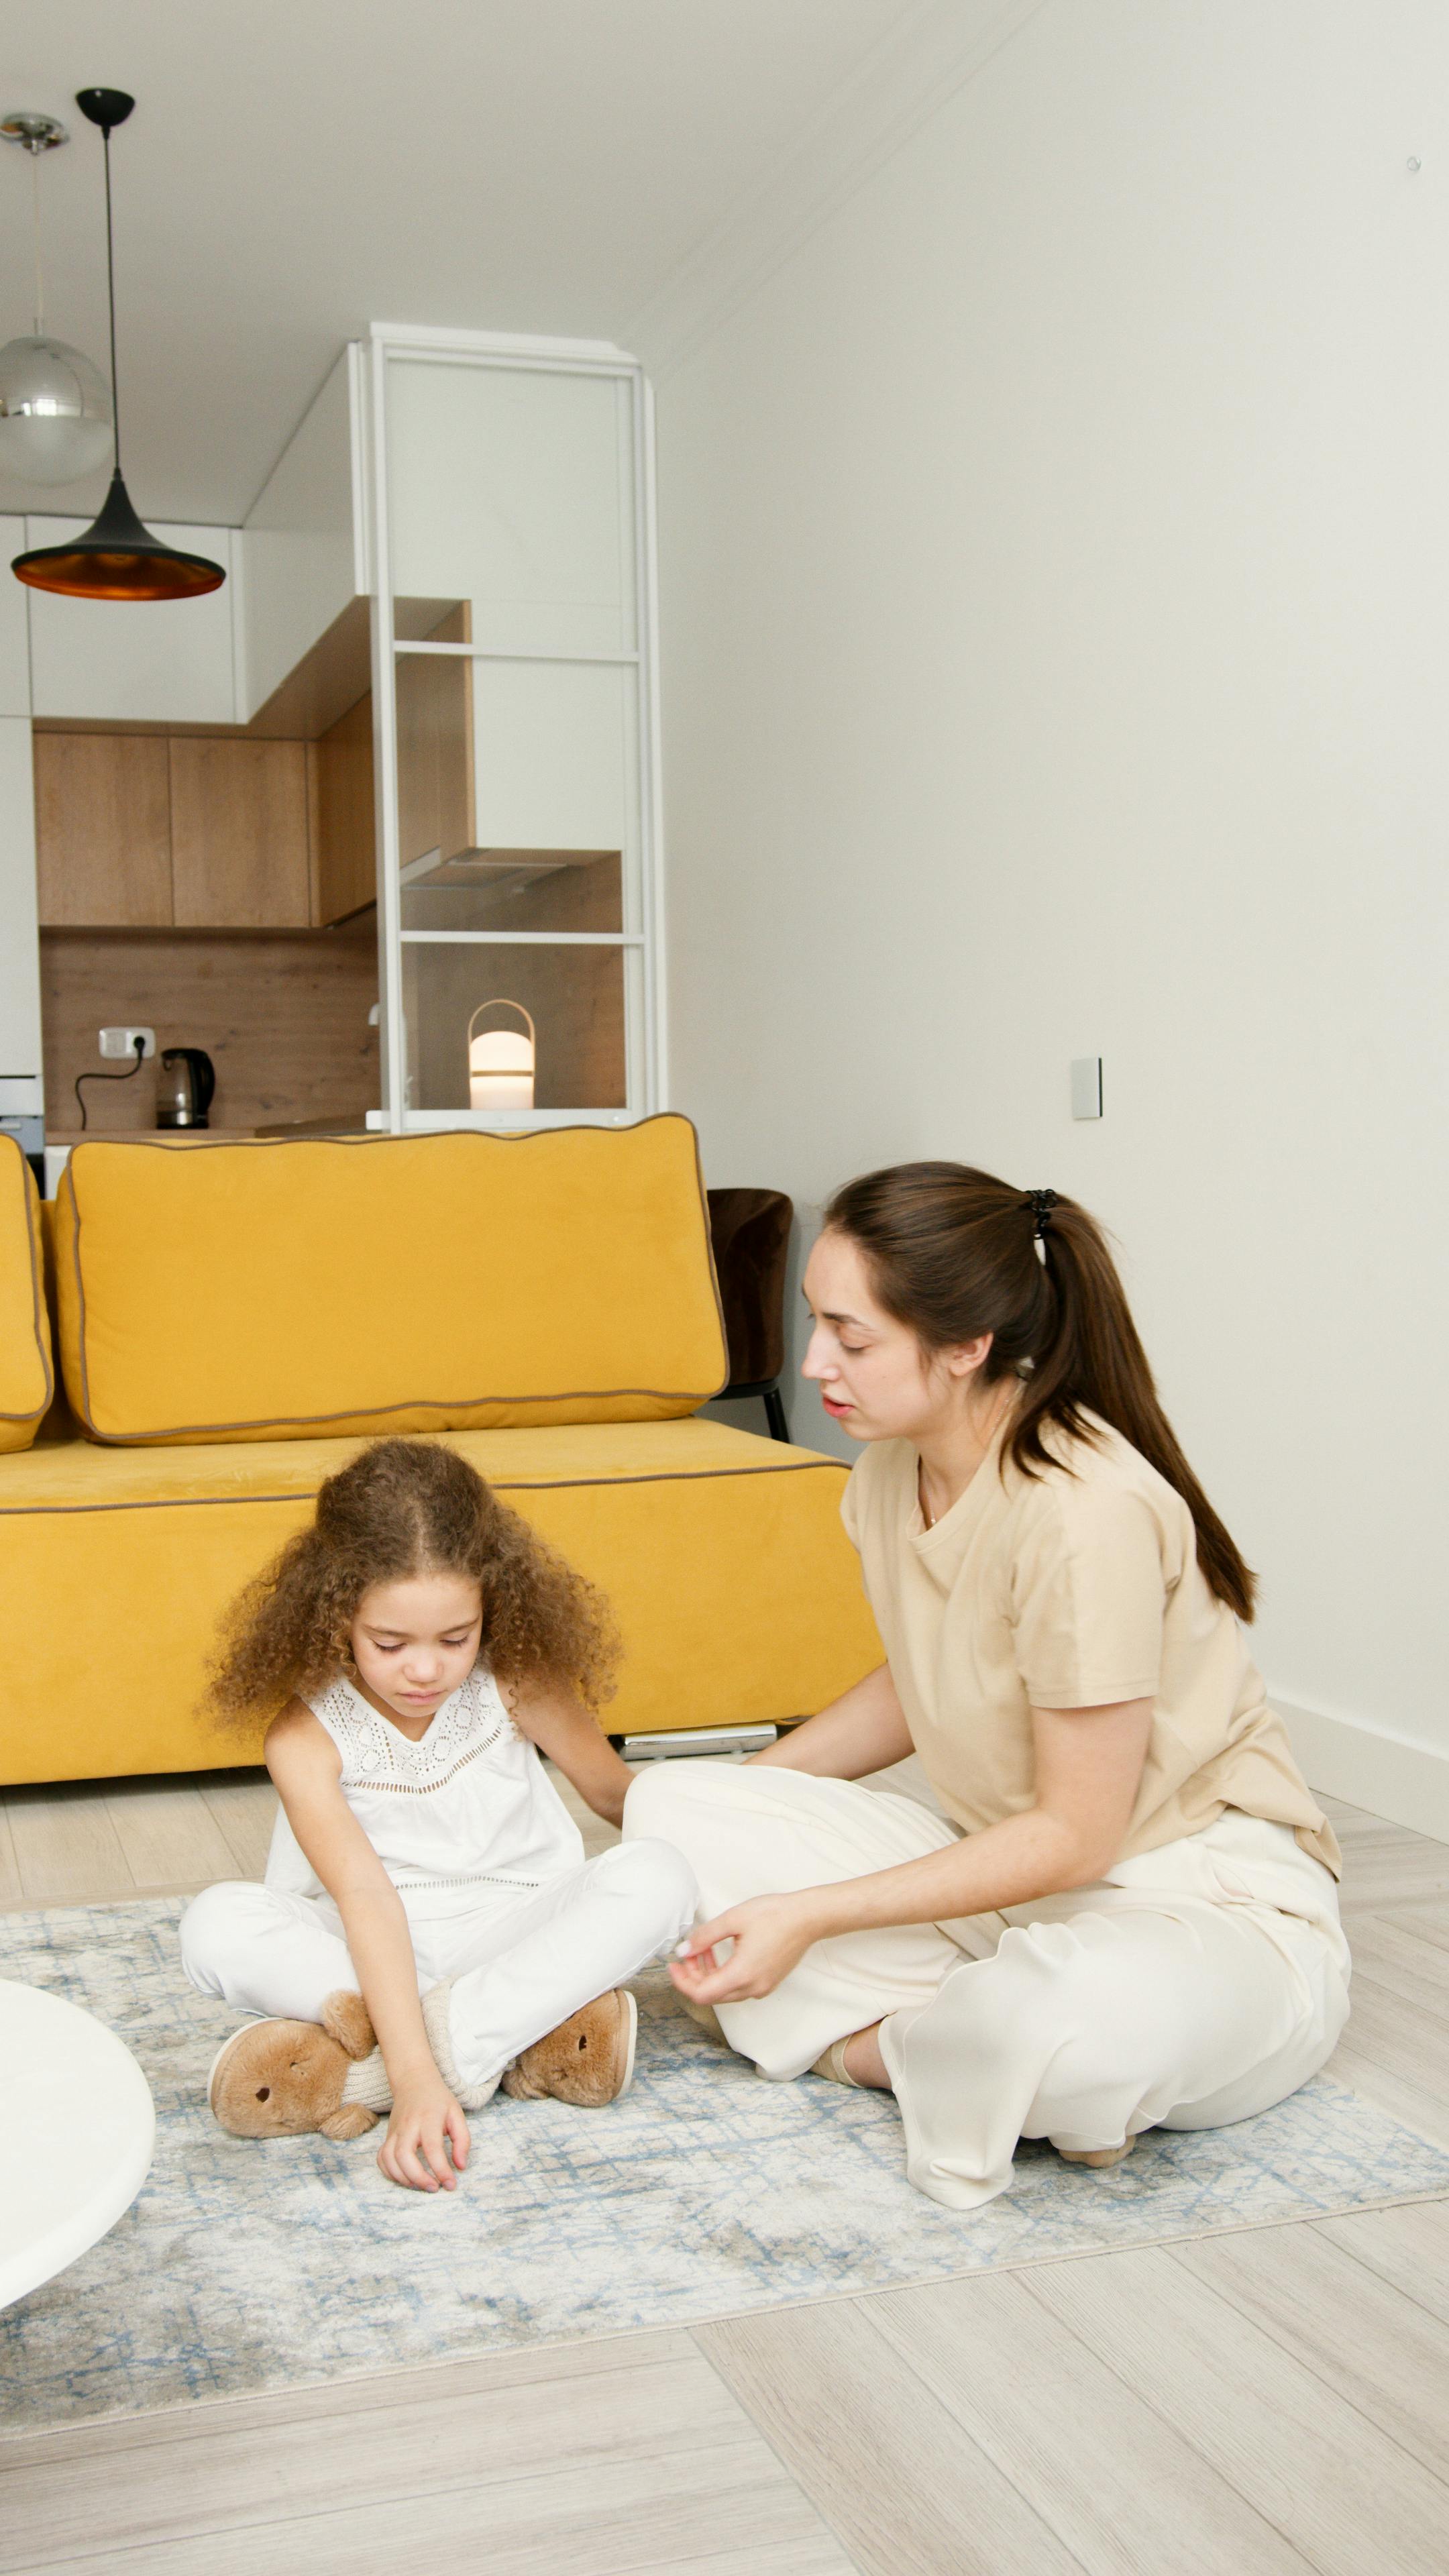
[363,322,665,1132]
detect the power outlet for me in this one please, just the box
[99,1026,156,1061]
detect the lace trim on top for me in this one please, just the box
[309,1665,515,1795]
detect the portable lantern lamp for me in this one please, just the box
[467,1000,536,1113]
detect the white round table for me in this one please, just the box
[0,1978,155,2311]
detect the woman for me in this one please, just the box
[625,1165,1350,2210]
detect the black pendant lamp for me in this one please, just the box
[11,89,224,602]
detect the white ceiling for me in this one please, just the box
[0,0,922,527]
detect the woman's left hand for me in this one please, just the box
[669,1893,821,2005]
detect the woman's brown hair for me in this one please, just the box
[823,1164,1256,1620]
[211,1438,618,1717]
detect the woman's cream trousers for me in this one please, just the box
[623,1760,1351,2212]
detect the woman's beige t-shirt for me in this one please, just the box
[842,1411,1340,1878]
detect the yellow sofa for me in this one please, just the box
[0,1118,881,1785]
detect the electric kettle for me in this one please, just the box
[156,1048,216,1130]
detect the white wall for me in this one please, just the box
[652,1,1449,1829]
[25,522,240,724]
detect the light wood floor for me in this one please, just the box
[3,1770,1449,2574]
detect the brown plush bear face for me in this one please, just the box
[209,2017,374,2141]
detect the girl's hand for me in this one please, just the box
[378,2069,470,2192]
[669,1894,821,2005]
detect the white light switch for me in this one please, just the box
[1071,1057,1102,1120]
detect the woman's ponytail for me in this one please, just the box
[824,1165,1256,1621]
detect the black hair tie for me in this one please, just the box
[1024,1187,1059,1239]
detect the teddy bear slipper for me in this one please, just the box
[207,1984,638,2139]
[502,1987,637,2108]
[207,1988,382,2141]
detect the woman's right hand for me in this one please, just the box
[378,2067,471,2192]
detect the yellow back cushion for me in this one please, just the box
[56,1118,727,1445]
[0,1136,52,1453]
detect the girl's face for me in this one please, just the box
[349,1571,484,1732]
[801,1230,990,1444]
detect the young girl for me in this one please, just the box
[181,1438,697,2192]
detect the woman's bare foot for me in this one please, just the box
[811,2021,893,2088]
[843,2022,892,2089]
[1057,2136,1136,2169]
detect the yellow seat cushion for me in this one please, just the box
[0,1136,52,1455]
[0,1419,883,1783]
[54,1117,727,1446]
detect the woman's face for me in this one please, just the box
[349,1572,484,1729]
[801,1230,989,1444]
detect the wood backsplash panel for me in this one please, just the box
[34,734,172,927]
[42,924,380,1133]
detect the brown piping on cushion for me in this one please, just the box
[79,1389,727,1446]
[0,1456,847,1515]
[62,1158,95,1434]
[66,1118,695,1155]
[0,1138,53,1426]
[688,1118,731,1406]
[62,1115,731,1442]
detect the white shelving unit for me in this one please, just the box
[362,325,665,1132]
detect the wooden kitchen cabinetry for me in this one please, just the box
[34,735,173,928]
[32,725,373,931]
[168,739,311,927]
[311,693,376,924]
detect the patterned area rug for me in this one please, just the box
[5,1897,1448,2430]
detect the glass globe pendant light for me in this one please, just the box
[0,112,113,484]
[11,89,224,602]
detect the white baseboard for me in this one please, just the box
[1275,1696,1449,1847]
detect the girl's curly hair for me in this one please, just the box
[210,1438,617,1720]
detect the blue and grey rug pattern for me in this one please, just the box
[4,1897,1448,2428]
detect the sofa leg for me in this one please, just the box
[763,1384,790,1443]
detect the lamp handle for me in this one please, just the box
[467,999,536,1049]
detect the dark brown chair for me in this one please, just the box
[706,1187,794,1442]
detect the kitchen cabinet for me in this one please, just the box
[241,349,366,720]
[312,692,376,924]
[34,731,317,929]
[168,739,311,928]
[34,735,172,927]
[25,519,239,724]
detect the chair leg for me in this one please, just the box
[763,1384,790,1443]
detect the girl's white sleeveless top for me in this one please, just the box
[263,1664,584,1921]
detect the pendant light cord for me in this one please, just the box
[30,148,44,336]
[101,127,121,466]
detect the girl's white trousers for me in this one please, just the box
[623,1760,1352,2211]
[180,1837,697,2095]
